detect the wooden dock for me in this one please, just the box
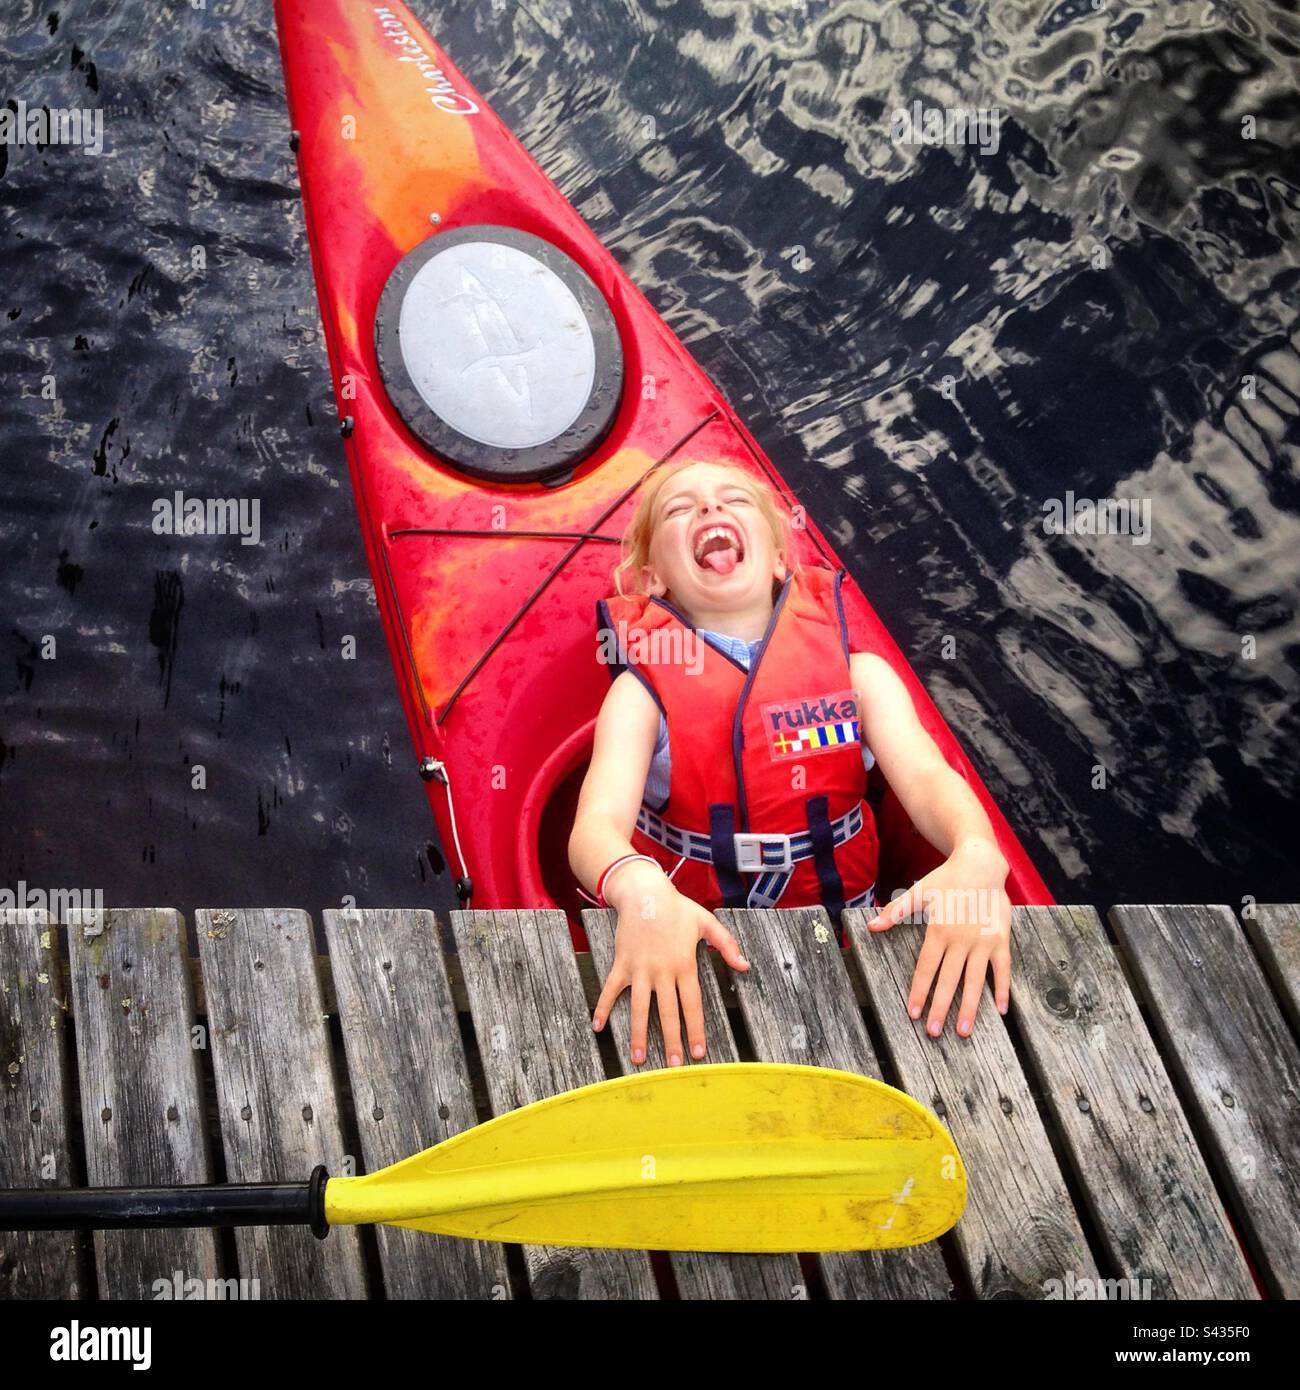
[2,903,1297,1300]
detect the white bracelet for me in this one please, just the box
[598,853,661,906]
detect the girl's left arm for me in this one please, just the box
[849,651,1012,1038]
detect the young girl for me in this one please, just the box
[569,460,1012,1067]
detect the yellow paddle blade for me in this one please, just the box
[324,1064,966,1252]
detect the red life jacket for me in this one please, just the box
[596,565,879,914]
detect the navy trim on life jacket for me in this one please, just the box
[596,597,666,716]
[730,573,794,833]
[647,594,751,675]
[832,568,851,665]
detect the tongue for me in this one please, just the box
[702,548,738,576]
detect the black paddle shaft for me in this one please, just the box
[0,1165,330,1238]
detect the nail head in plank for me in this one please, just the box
[717,907,954,1301]
[196,909,366,1299]
[67,909,218,1298]
[583,907,805,1300]
[843,907,1099,1299]
[0,910,84,1298]
[451,909,658,1300]
[1109,904,1300,1299]
[322,908,512,1299]
[1010,906,1256,1298]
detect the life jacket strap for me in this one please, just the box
[707,804,748,908]
[635,803,868,910]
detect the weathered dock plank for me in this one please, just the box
[1246,904,1300,1042]
[582,908,804,1300]
[451,909,659,1300]
[1109,904,1300,1299]
[0,911,83,1298]
[1010,906,1256,1299]
[323,908,512,1299]
[843,906,1099,1299]
[716,906,954,1300]
[68,909,218,1298]
[8,897,1296,1304]
[195,909,366,1299]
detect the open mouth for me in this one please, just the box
[692,522,745,576]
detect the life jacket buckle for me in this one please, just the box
[733,832,794,873]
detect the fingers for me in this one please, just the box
[676,965,707,1062]
[655,976,684,1068]
[907,929,946,1022]
[925,942,967,1038]
[591,966,627,1035]
[629,975,651,1065]
[954,950,990,1037]
[597,969,704,1066]
[868,879,924,932]
[699,913,749,971]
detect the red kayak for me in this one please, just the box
[273,0,1052,930]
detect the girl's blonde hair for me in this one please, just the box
[612,460,797,598]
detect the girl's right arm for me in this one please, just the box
[568,671,748,1066]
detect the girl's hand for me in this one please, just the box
[592,861,749,1066]
[866,837,1011,1038]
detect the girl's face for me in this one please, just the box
[641,464,787,610]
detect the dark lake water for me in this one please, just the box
[2,0,1297,920]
